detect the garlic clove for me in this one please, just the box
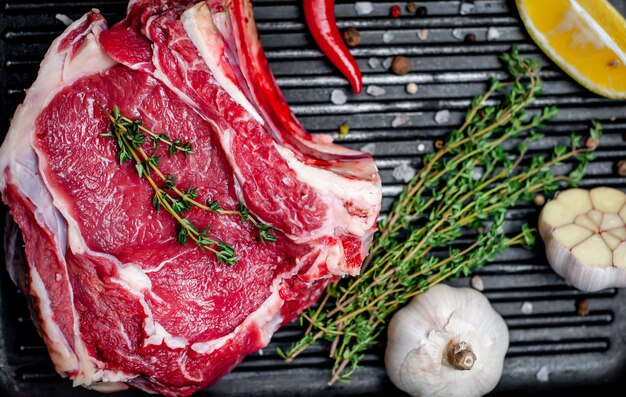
[601,213,624,230]
[540,200,578,229]
[539,187,626,291]
[574,214,597,231]
[590,187,626,213]
[601,232,622,250]
[615,243,626,268]
[571,235,612,267]
[553,224,593,248]
[608,227,626,240]
[558,188,593,213]
[587,209,604,225]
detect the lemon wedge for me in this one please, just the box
[517,0,626,99]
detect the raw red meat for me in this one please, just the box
[0,1,381,396]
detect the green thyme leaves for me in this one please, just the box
[283,47,602,383]
[100,105,277,264]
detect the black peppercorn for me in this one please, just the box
[342,27,361,48]
[464,33,477,43]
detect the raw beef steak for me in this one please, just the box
[0,0,381,395]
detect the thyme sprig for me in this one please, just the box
[115,109,195,157]
[280,47,602,383]
[100,106,277,263]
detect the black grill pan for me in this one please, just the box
[2,1,626,396]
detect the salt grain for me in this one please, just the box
[487,27,501,41]
[360,143,377,154]
[459,2,475,15]
[470,275,484,291]
[417,29,429,41]
[434,109,450,124]
[392,164,417,183]
[355,2,374,15]
[452,29,465,40]
[383,32,395,43]
[258,349,264,356]
[536,366,550,383]
[471,167,484,180]
[405,83,419,94]
[366,85,386,97]
[521,301,534,315]
[55,273,62,282]
[391,115,410,128]
[382,57,394,70]
[330,89,347,105]
[417,143,426,152]
[368,57,381,69]
[55,13,74,26]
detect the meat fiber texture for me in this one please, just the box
[0,0,381,395]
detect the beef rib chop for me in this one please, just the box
[0,0,381,395]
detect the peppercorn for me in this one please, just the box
[533,194,545,207]
[434,139,444,150]
[416,6,428,16]
[390,5,401,18]
[339,122,350,139]
[390,56,411,75]
[342,27,361,48]
[585,137,599,150]
[576,298,589,316]
[406,2,417,14]
[464,33,477,43]
[405,82,419,94]
[616,159,626,177]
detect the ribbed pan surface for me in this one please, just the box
[1,1,626,396]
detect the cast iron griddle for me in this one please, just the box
[1,1,626,396]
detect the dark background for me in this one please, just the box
[1,0,626,396]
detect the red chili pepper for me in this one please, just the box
[303,0,363,93]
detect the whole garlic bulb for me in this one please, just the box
[385,284,509,397]
[539,187,626,292]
